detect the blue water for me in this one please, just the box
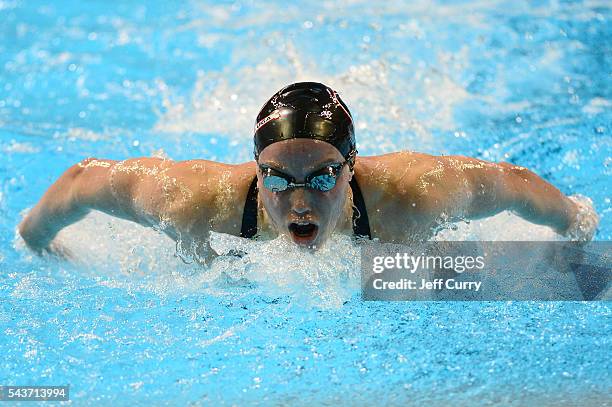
[1,0,611,404]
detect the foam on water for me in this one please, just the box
[13,211,360,308]
[152,47,468,155]
[12,205,570,309]
[208,231,361,308]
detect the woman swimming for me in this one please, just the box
[18,82,599,259]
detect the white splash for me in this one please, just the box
[13,203,573,308]
[152,45,473,155]
[208,231,361,308]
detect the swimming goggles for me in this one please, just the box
[258,162,346,192]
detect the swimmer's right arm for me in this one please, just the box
[18,157,181,254]
[19,158,121,253]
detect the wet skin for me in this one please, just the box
[18,139,597,260]
[256,140,353,249]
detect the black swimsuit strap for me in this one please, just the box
[239,175,372,239]
[240,176,259,238]
[349,176,371,239]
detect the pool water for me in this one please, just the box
[1,0,611,404]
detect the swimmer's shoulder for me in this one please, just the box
[353,150,438,191]
[164,159,257,235]
[112,157,255,198]
[105,157,255,236]
[353,151,458,215]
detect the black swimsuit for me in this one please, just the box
[240,176,371,239]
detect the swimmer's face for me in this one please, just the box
[257,139,351,249]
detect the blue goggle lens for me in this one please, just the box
[263,175,289,192]
[308,174,336,192]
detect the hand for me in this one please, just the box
[18,210,54,254]
[18,216,74,260]
[564,194,599,242]
[42,240,76,261]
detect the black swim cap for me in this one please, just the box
[253,82,357,168]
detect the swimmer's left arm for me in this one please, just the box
[410,155,598,240]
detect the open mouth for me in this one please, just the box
[288,222,319,246]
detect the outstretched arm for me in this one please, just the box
[406,155,598,241]
[19,158,117,253]
[18,157,200,254]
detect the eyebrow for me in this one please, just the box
[258,160,286,170]
[259,164,293,179]
[259,161,341,177]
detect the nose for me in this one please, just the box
[289,188,311,215]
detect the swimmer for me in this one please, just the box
[18,82,599,261]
